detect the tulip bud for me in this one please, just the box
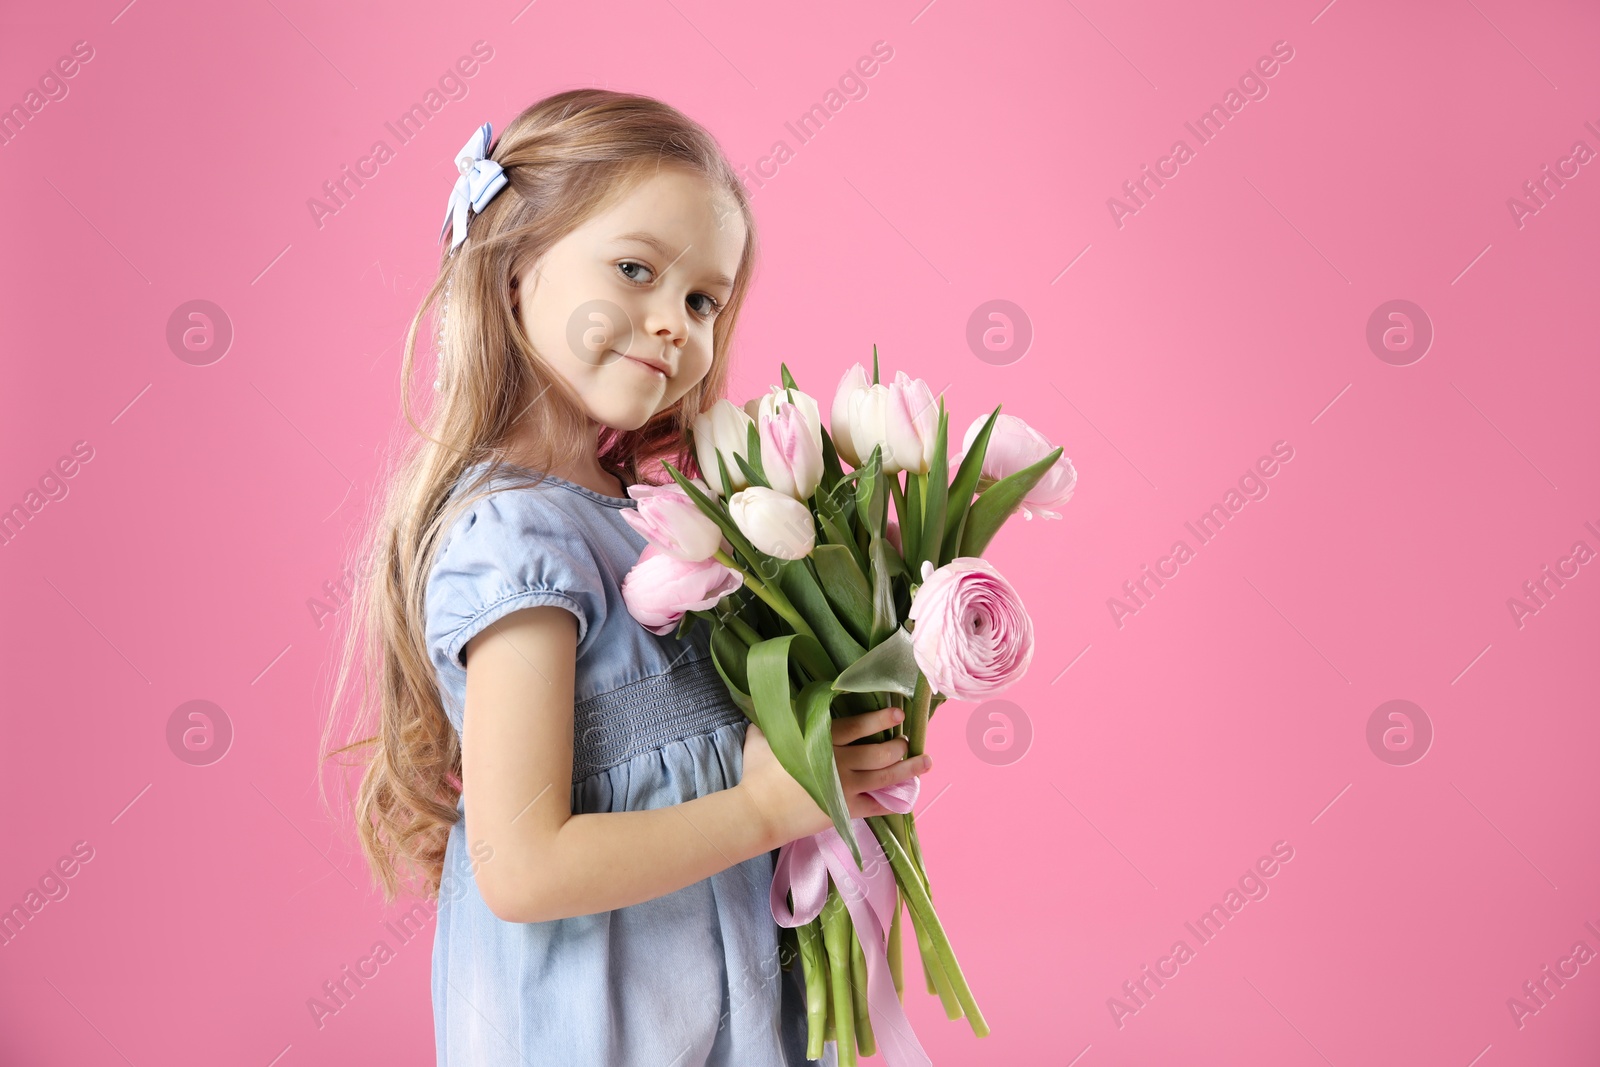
[829,363,871,468]
[693,399,755,498]
[621,480,724,562]
[727,485,816,560]
[756,386,824,500]
[958,413,1076,520]
[621,544,744,635]
[885,370,941,476]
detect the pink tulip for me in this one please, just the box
[621,479,725,561]
[621,544,744,635]
[957,413,1077,521]
[884,370,941,475]
[906,557,1034,701]
[755,387,824,500]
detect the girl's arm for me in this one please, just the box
[459,605,918,924]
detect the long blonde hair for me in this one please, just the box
[319,89,760,902]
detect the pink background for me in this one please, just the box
[3,0,1598,1063]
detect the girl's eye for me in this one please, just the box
[617,260,654,284]
[688,293,723,318]
[617,261,723,319]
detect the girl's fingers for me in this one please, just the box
[834,737,908,772]
[831,707,902,747]
[862,752,930,791]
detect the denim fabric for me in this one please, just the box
[424,461,832,1066]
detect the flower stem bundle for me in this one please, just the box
[620,351,1076,1063]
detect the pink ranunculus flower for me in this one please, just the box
[621,478,724,561]
[957,413,1077,521]
[621,543,744,635]
[906,557,1034,701]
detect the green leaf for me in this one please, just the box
[958,445,1065,558]
[777,558,866,672]
[871,343,880,385]
[674,610,698,640]
[747,635,813,775]
[855,445,886,533]
[781,362,799,392]
[819,421,847,500]
[747,635,859,859]
[708,625,754,716]
[799,679,862,865]
[903,467,922,567]
[831,627,919,697]
[867,533,898,647]
[814,483,867,574]
[734,450,771,491]
[811,544,873,645]
[923,400,949,570]
[744,419,768,484]
[941,404,1000,564]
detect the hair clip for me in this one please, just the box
[439,122,508,252]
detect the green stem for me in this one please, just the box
[866,816,990,1038]
[905,670,932,759]
[909,892,962,1017]
[712,549,834,682]
[886,469,912,552]
[821,887,858,1065]
[711,601,761,647]
[797,917,830,1060]
[887,884,904,999]
[849,919,876,1056]
[713,549,810,636]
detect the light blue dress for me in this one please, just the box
[424,460,831,1066]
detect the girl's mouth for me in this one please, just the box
[618,353,667,379]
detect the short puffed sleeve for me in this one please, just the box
[424,487,606,673]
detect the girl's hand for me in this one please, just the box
[739,705,931,848]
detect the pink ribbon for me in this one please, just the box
[770,776,932,1067]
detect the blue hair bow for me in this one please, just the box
[439,122,509,251]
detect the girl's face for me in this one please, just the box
[514,166,746,433]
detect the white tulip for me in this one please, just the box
[829,363,871,468]
[693,399,754,498]
[727,485,816,560]
[845,380,900,474]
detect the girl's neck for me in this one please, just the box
[499,422,627,497]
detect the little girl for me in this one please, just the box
[322,90,929,1066]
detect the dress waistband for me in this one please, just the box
[571,654,747,782]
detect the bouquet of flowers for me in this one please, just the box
[619,352,1076,1066]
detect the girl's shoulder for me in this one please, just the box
[425,462,626,671]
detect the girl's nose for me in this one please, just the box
[643,297,687,348]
